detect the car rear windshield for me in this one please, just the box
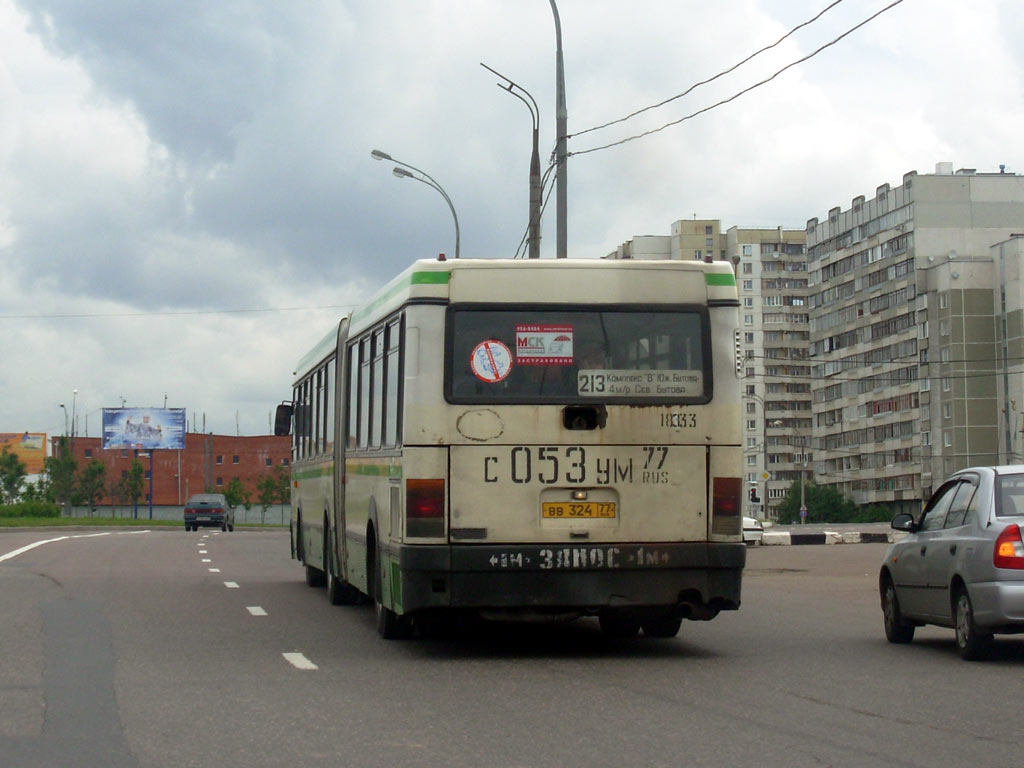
[997,474,1024,516]
[186,495,225,508]
[446,306,710,404]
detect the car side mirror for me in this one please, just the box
[891,513,915,532]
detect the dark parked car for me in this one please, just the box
[879,466,1024,659]
[184,493,234,532]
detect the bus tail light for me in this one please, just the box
[711,477,742,536]
[994,524,1024,570]
[406,478,445,538]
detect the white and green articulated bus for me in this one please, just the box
[276,256,746,639]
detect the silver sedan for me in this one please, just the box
[879,465,1024,659]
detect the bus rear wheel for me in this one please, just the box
[599,610,640,638]
[641,615,682,638]
[370,543,411,639]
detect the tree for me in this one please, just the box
[44,436,77,509]
[774,479,887,524]
[123,460,146,517]
[0,447,27,503]
[77,460,107,515]
[256,466,291,525]
[224,477,246,509]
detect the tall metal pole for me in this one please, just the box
[480,63,542,258]
[550,0,567,258]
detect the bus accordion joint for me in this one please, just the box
[406,478,445,538]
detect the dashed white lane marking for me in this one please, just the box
[283,652,317,670]
[0,531,151,563]
[224,581,239,589]
[247,606,267,616]
[201,559,211,563]
[208,568,221,573]
[199,549,207,554]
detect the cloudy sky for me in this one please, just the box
[1,0,1022,439]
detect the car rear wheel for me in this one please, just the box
[882,579,915,644]
[954,588,992,660]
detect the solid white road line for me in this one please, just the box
[0,530,152,563]
[282,652,318,670]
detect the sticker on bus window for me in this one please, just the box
[470,340,513,383]
[515,324,573,365]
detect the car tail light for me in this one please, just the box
[711,477,742,536]
[406,479,444,538]
[994,524,1024,570]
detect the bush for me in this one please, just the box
[0,501,61,518]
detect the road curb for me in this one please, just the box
[761,530,903,546]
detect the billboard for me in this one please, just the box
[102,408,186,450]
[0,433,47,475]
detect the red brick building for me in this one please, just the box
[51,433,291,506]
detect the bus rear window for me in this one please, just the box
[446,307,710,403]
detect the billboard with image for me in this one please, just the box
[0,433,47,474]
[102,408,186,450]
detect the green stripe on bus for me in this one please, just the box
[347,462,402,478]
[294,466,333,480]
[351,270,451,325]
[705,272,736,286]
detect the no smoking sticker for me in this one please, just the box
[470,340,513,383]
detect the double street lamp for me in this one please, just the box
[371,149,460,260]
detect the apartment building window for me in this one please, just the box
[216,476,223,486]
[266,458,272,467]
[744,298,753,307]
[743,280,753,291]
[943,403,952,419]
[747,420,757,430]
[742,244,752,256]
[705,225,713,235]
[747,455,757,466]
[922,431,931,446]
[216,455,223,465]
[747,438,757,448]
[746,403,757,414]
[943,432,951,448]
[746,367,755,377]
[941,348,950,363]
[942,377,951,392]
[939,292,948,309]
[742,263,753,274]
[84,449,92,458]
[744,315,753,325]
[232,455,240,464]
[940,320,949,336]
[745,333,754,343]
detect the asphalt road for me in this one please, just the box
[1,529,1022,768]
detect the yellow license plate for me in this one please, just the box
[541,502,616,519]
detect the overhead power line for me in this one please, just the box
[573,0,847,140]
[570,0,907,157]
[0,304,355,320]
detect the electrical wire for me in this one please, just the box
[570,0,907,157]
[573,0,847,140]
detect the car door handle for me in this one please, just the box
[919,546,927,556]
[949,544,957,555]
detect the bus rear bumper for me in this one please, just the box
[395,542,745,617]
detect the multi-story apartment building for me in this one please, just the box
[606,221,809,520]
[806,164,1024,515]
[728,227,809,519]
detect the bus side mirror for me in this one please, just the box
[274,403,294,436]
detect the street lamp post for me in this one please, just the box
[481,63,541,259]
[743,393,772,519]
[371,149,460,260]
